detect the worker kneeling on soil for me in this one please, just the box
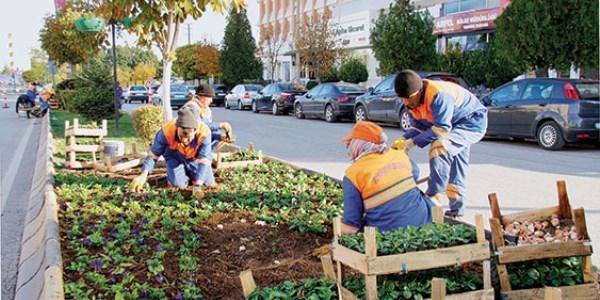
[129,107,214,197]
[341,121,434,235]
[393,70,487,218]
[182,83,233,149]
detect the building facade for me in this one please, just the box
[256,0,509,86]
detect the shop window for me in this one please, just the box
[460,0,486,12]
[444,1,459,15]
[447,33,489,51]
[487,0,500,8]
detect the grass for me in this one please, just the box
[50,110,147,166]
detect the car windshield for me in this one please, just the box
[575,83,599,100]
[131,86,146,91]
[244,85,262,91]
[337,84,366,93]
[213,86,227,92]
[279,84,306,92]
[171,85,188,93]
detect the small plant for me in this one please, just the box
[131,105,163,146]
[221,149,260,162]
[507,256,583,289]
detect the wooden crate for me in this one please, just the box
[331,207,493,300]
[488,180,598,299]
[64,119,107,169]
[214,143,263,170]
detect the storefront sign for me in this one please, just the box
[434,7,502,35]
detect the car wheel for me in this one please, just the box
[537,121,566,150]
[252,101,259,113]
[355,105,367,122]
[272,102,280,115]
[237,100,243,110]
[325,105,336,123]
[295,104,305,119]
[399,108,411,131]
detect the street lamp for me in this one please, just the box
[75,15,128,134]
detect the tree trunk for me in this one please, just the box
[162,58,173,123]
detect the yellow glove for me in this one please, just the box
[392,138,415,152]
[192,185,205,199]
[219,122,232,133]
[129,173,147,193]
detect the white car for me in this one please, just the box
[125,85,150,103]
[224,84,263,110]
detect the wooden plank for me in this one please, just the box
[502,206,560,225]
[544,287,562,300]
[502,283,600,300]
[66,128,108,137]
[320,255,336,281]
[475,214,485,243]
[489,218,505,247]
[497,264,512,292]
[364,226,378,300]
[497,241,592,264]
[582,256,595,283]
[337,261,346,300]
[432,206,444,224]
[239,270,256,299]
[365,275,377,300]
[488,193,502,220]
[339,286,360,300]
[483,260,492,290]
[332,244,368,274]
[431,278,446,300]
[217,159,262,169]
[367,242,490,275]
[573,208,590,240]
[64,120,69,138]
[556,180,573,220]
[432,289,494,300]
[109,158,142,173]
[333,217,342,239]
[66,144,103,153]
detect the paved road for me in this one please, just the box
[125,103,600,263]
[1,94,42,300]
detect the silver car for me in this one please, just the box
[225,84,263,110]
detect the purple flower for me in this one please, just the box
[81,238,91,247]
[143,194,149,201]
[118,213,127,219]
[97,215,107,222]
[123,192,132,200]
[90,225,97,231]
[59,202,68,211]
[153,244,163,252]
[138,218,149,227]
[155,274,163,284]
[90,259,102,271]
[109,227,118,238]
[110,275,118,283]
[175,290,183,300]
[101,237,107,245]
[137,238,146,245]
[131,227,140,236]
[140,289,149,298]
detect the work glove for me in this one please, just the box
[219,122,232,133]
[129,173,147,193]
[192,185,205,199]
[392,138,415,152]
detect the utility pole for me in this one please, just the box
[295,0,301,84]
[187,24,192,45]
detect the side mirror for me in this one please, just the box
[367,87,374,94]
[306,94,312,99]
[258,91,263,95]
[481,96,491,106]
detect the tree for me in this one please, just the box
[21,49,50,84]
[1,65,12,75]
[197,42,220,78]
[220,6,262,87]
[131,63,157,84]
[40,4,106,67]
[96,0,242,122]
[104,46,159,71]
[259,32,284,83]
[338,58,369,83]
[173,44,203,80]
[371,0,437,75]
[495,0,599,77]
[71,58,116,121]
[296,9,340,82]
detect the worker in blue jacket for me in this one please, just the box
[182,84,232,149]
[393,70,487,218]
[129,107,214,197]
[341,121,433,235]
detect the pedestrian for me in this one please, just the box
[16,82,37,118]
[31,89,51,119]
[129,107,214,197]
[392,69,488,218]
[182,83,233,149]
[340,121,434,235]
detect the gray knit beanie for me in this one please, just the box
[176,107,198,129]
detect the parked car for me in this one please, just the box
[155,84,193,109]
[125,85,150,104]
[294,82,366,122]
[354,72,473,130]
[225,84,263,110]
[482,78,599,150]
[211,84,228,106]
[251,83,306,115]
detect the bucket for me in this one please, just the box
[103,140,125,157]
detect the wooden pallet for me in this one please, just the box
[331,207,493,300]
[214,143,263,170]
[93,144,144,173]
[64,119,107,169]
[488,180,598,299]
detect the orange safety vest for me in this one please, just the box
[409,79,465,124]
[162,120,211,160]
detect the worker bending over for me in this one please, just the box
[182,84,232,149]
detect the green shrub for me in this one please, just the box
[321,68,339,82]
[131,105,163,146]
[71,60,117,121]
[306,80,319,90]
[338,59,368,83]
[56,89,77,112]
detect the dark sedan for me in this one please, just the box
[294,82,366,122]
[482,78,599,150]
[252,83,306,115]
[211,84,228,106]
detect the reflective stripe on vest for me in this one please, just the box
[409,79,466,124]
[162,120,210,160]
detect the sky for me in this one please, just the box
[0,0,260,71]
